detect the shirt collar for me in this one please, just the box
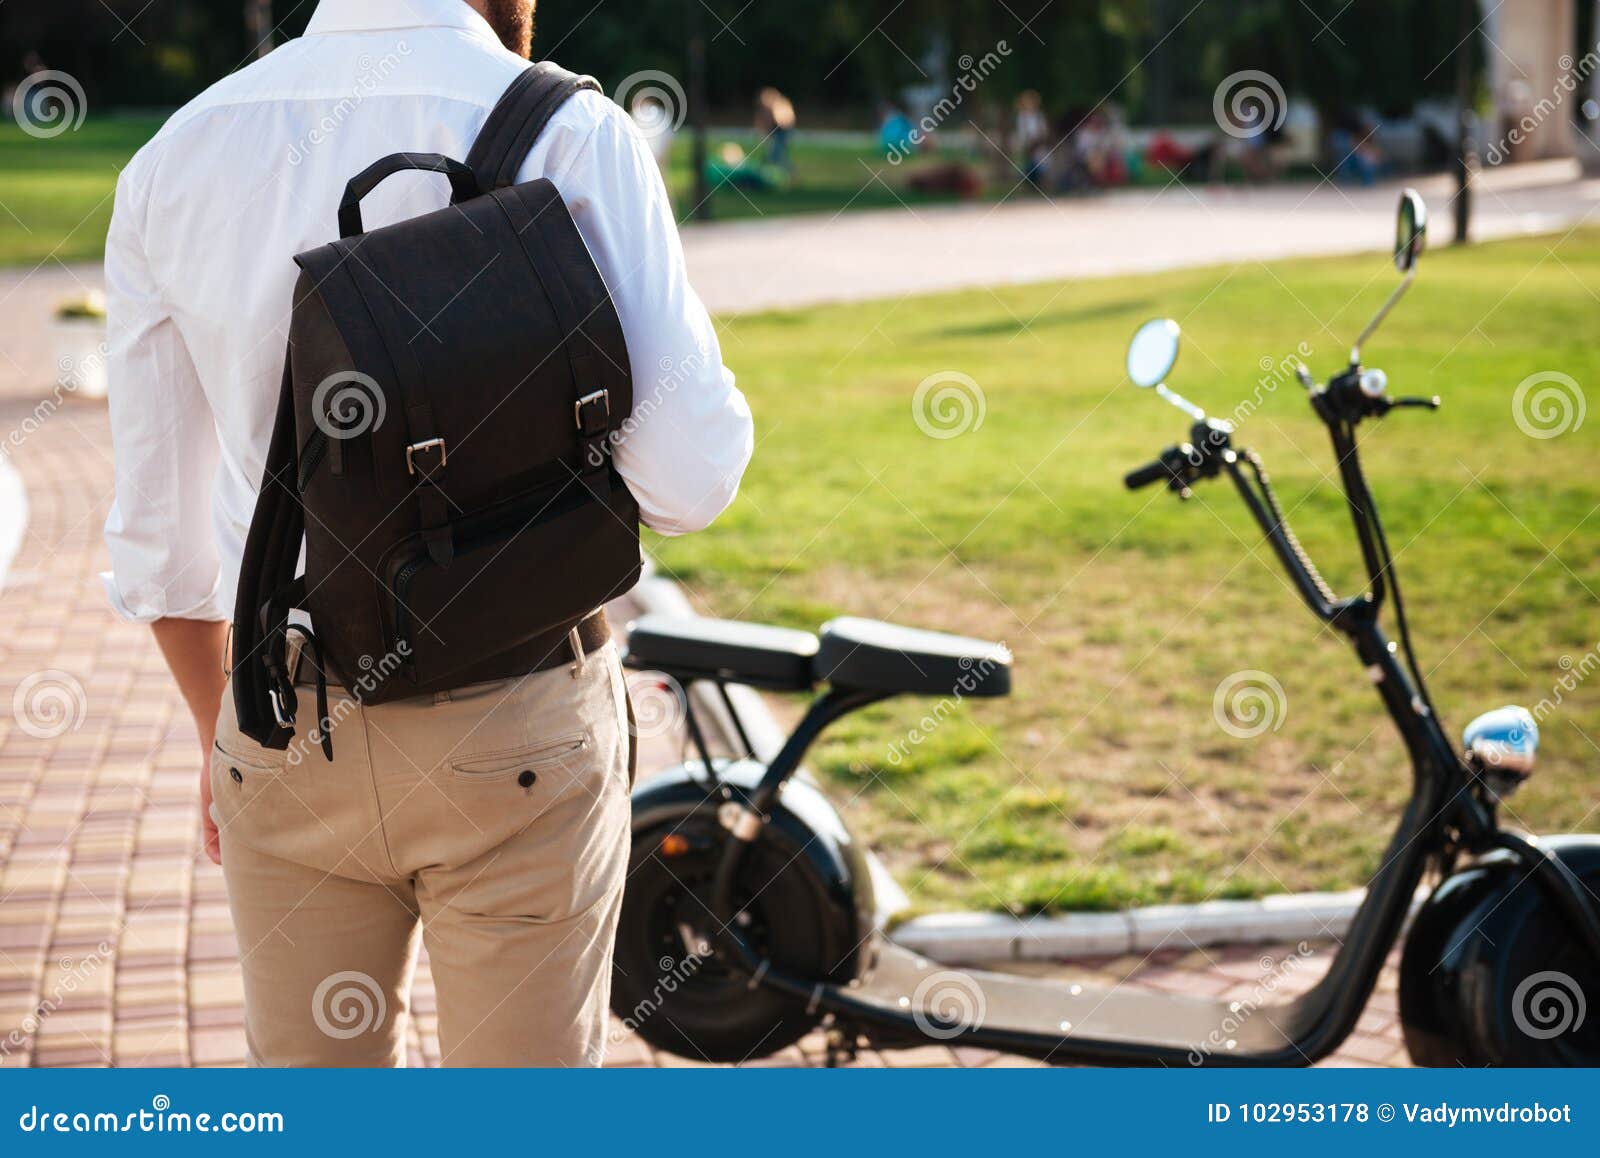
[304,0,500,45]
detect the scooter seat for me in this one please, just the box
[624,615,819,691]
[816,617,1011,698]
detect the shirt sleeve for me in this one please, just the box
[100,158,227,622]
[529,94,754,536]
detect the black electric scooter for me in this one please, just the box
[612,191,1600,1067]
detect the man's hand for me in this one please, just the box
[151,618,229,865]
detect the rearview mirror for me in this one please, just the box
[1127,318,1181,388]
[1395,189,1427,273]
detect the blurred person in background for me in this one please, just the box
[756,86,796,176]
[879,101,916,158]
[1330,105,1385,185]
[1014,89,1049,183]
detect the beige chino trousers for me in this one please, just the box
[210,640,632,1067]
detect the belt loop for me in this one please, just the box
[569,624,587,678]
[285,631,304,686]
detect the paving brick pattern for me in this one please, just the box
[0,272,1406,1069]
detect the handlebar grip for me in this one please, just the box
[1125,450,1177,491]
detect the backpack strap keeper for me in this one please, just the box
[575,389,610,470]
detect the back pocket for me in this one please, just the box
[449,733,589,782]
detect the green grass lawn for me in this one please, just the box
[653,230,1600,915]
[0,117,163,267]
[663,132,997,221]
[0,119,991,266]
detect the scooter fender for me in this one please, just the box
[1400,833,1600,1066]
[629,759,877,975]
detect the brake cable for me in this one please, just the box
[1241,449,1339,607]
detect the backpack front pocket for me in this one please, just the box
[381,470,640,689]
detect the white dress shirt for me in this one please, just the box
[102,0,753,623]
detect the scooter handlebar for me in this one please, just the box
[1124,446,1184,491]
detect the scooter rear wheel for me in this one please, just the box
[1479,878,1600,1065]
[609,819,837,1062]
[1402,847,1600,1066]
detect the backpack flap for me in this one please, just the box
[289,177,637,691]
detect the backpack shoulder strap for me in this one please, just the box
[231,353,306,753]
[467,61,603,191]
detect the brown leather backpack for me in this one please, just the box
[231,63,640,759]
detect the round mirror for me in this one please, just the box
[1395,189,1427,273]
[1126,318,1181,388]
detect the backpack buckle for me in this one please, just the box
[406,438,447,476]
[269,684,297,729]
[574,390,610,434]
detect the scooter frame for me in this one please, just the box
[626,196,1600,1066]
[673,412,1600,1066]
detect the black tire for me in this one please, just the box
[1481,866,1600,1065]
[609,819,840,1063]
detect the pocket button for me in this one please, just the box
[517,769,536,788]
[229,767,243,784]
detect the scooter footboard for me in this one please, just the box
[850,938,1303,1065]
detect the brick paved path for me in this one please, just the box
[0,253,1408,1067]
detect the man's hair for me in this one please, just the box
[486,0,536,59]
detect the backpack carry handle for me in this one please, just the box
[338,152,481,238]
